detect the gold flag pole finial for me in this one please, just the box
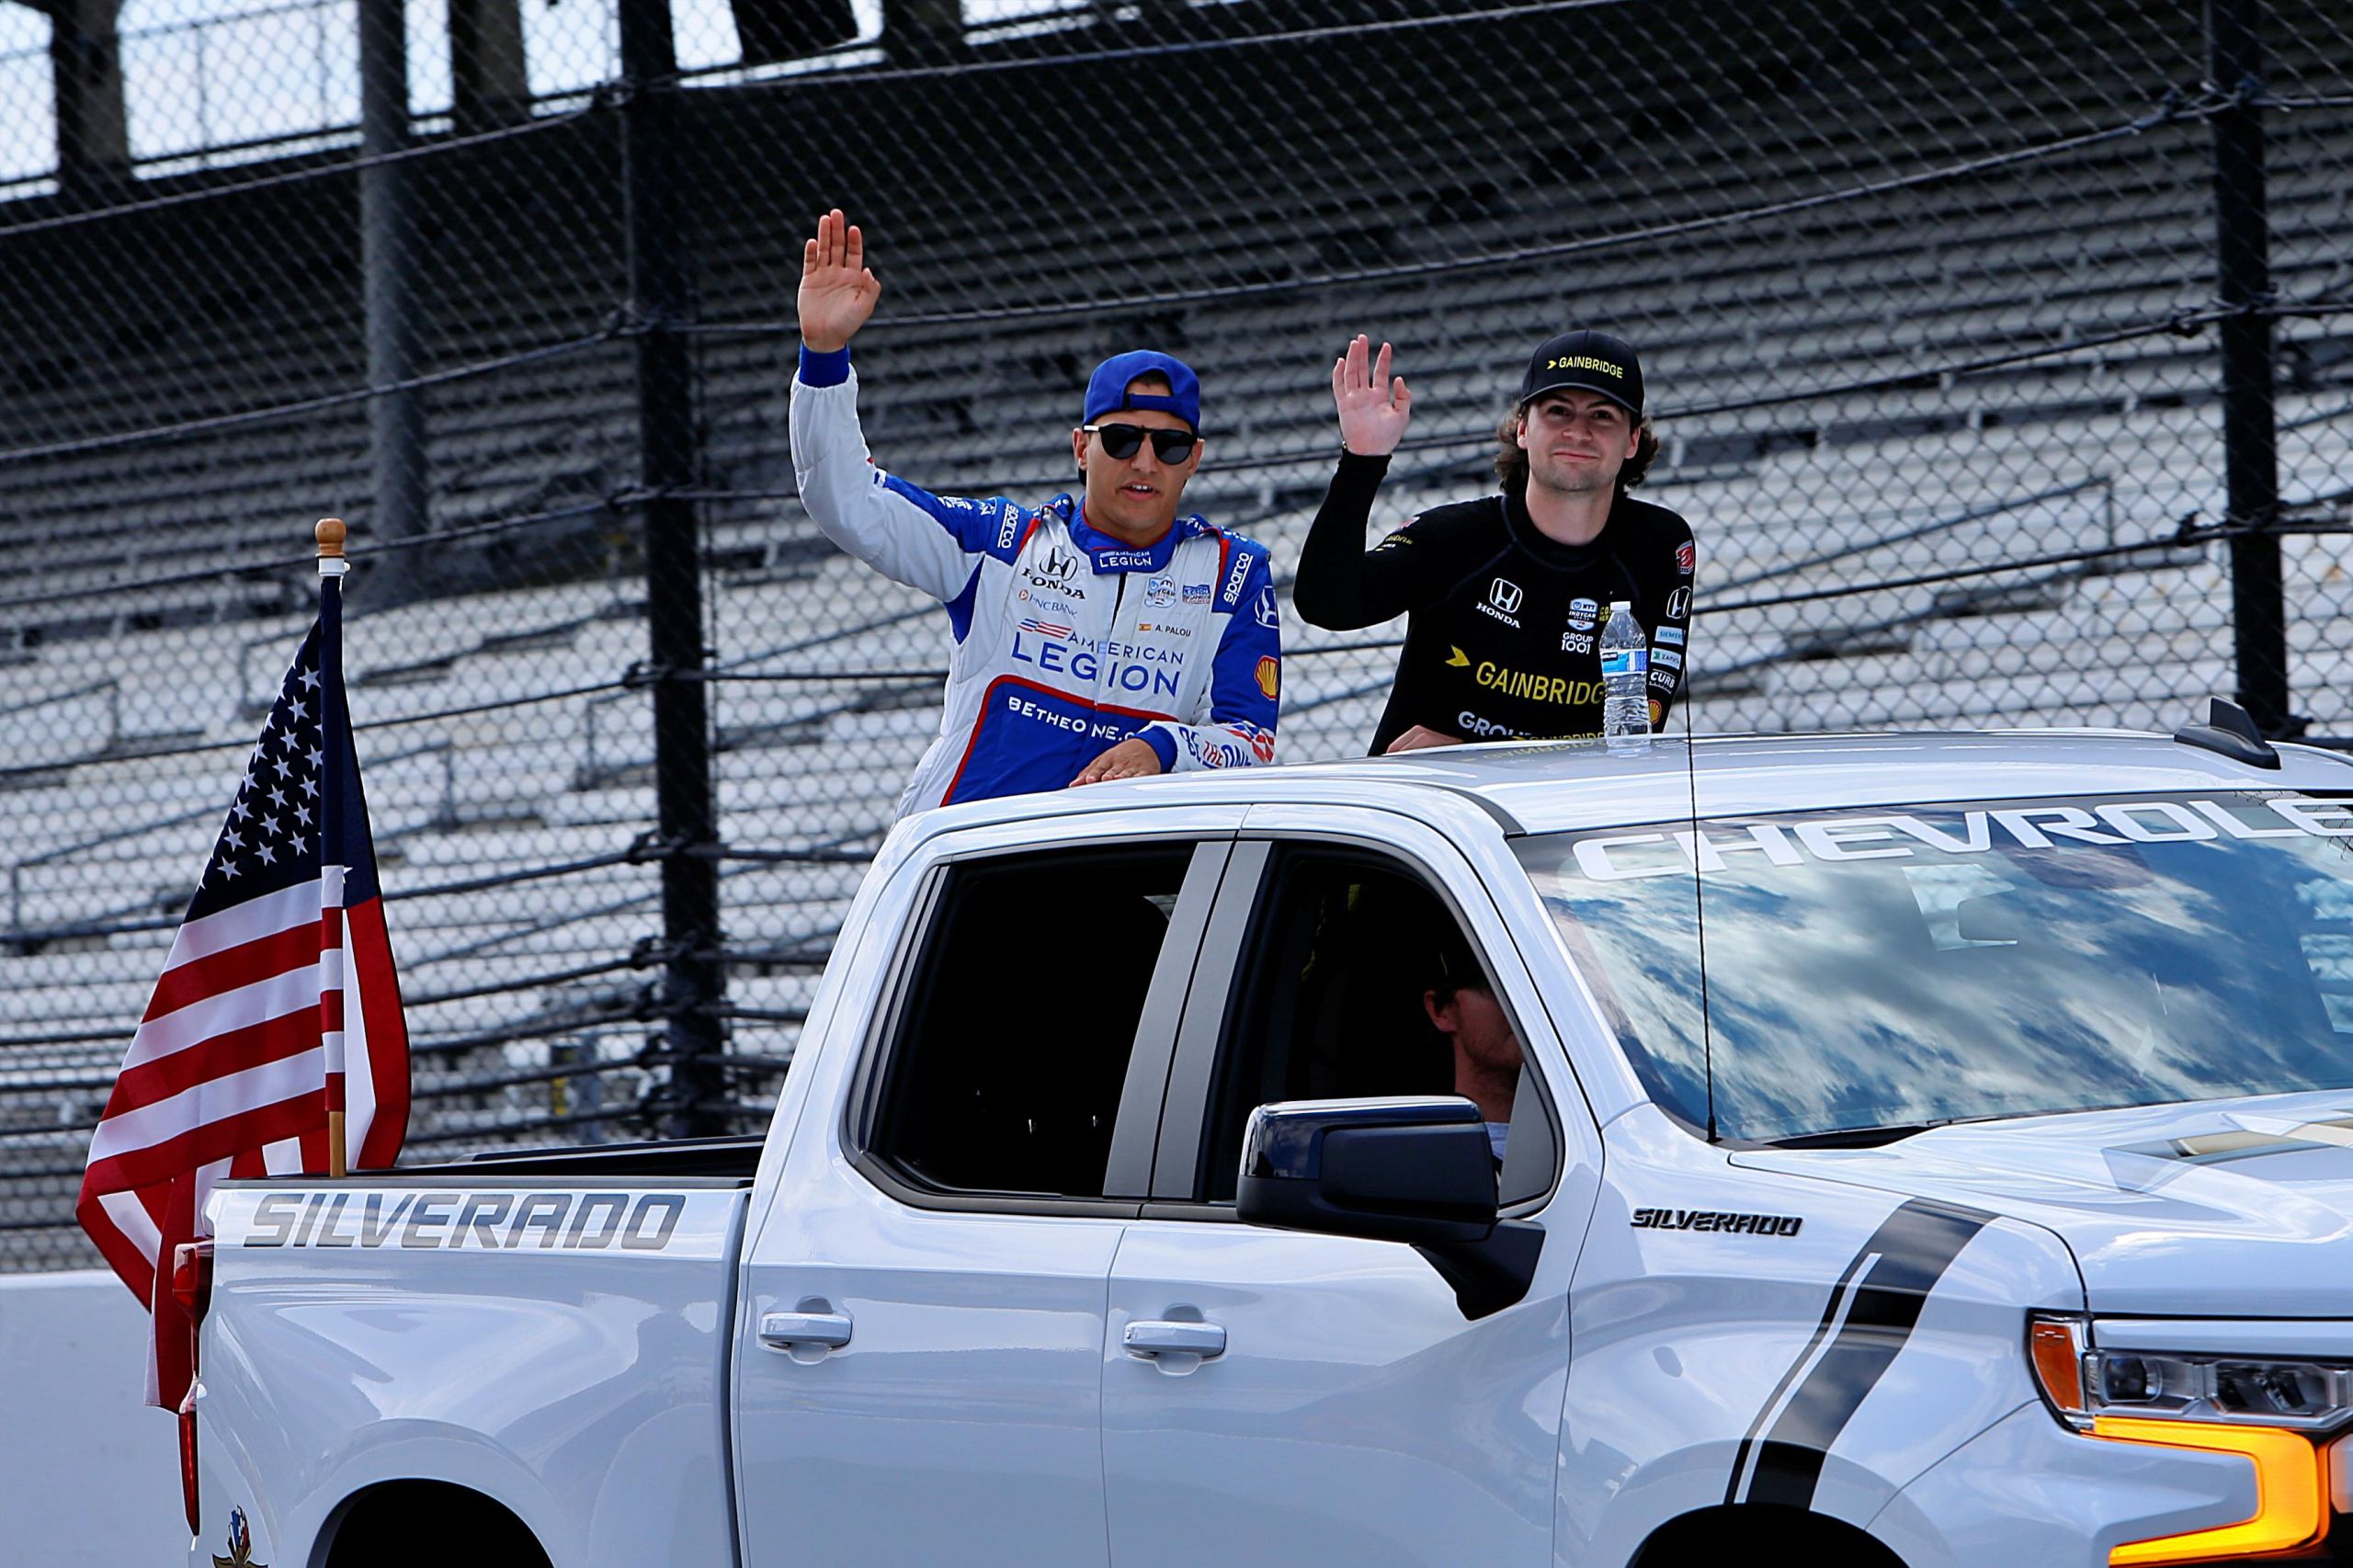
[316,517,347,562]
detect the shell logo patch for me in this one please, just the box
[1255,656,1279,700]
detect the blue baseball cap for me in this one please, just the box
[1082,350,1201,434]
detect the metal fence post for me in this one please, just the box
[49,0,130,199]
[358,0,428,595]
[2207,0,2292,735]
[620,0,728,1139]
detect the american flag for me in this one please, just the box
[76,616,409,1407]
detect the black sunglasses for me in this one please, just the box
[1084,422,1197,463]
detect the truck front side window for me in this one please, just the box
[1201,851,1550,1205]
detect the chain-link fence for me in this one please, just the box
[2,0,2348,1269]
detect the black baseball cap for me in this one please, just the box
[1430,934,1492,994]
[1518,329,1643,417]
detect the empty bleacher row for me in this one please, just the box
[7,0,2349,625]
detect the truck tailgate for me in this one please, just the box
[197,1177,750,1568]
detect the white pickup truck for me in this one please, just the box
[188,720,2353,1568]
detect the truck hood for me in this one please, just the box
[1732,1090,2353,1317]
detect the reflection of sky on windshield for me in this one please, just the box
[1522,796,2353,1142]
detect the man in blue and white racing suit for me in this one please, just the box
[790,209,1280,818]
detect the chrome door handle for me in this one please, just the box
[759,1310,853,1350]
[1124,1320,1226,1359]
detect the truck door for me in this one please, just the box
[736,824,1240,1568]
[1100,811,1602,1568]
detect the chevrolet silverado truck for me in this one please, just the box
[190,717,2353,1568]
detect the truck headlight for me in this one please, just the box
[2028,1313,2334,1565]
[2029,1312,2353,1430]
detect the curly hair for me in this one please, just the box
[1493,406,1659,493]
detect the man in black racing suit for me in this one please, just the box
[1291,330,1695,755]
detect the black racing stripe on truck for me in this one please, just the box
[1727,1198,1994,1510]
[1720,1235,1875,1506]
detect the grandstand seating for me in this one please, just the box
[2,0,2349,1265]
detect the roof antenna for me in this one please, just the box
[2174,695,2280,769]
[1680,660,1717,1143]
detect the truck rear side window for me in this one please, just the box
[867,845,1194,1199]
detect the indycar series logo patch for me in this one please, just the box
[214,1507,267,1568]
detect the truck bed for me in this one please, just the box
[449,1132,767,1181]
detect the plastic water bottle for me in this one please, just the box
[1599,599,1651,754]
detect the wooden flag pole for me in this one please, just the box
[317,518,350,1179]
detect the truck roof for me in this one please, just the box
[917,727,2353,837]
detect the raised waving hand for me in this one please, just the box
[798,208,881,354]
[1333,334,1413,458]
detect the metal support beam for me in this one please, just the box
[2206,0,2293,735]
[48,0,127,198]
[883,0,963,65]
[449,0,529,134]
[358,0,429,589]
[620,0,728,1139]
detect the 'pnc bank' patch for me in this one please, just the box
[232,1187,708,1253]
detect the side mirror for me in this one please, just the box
[1237,1096,1543,1321]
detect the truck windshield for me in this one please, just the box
[1516,793,2353,1144]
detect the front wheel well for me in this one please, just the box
[1630,1503,1906,1568]
[315,1480,551,1568]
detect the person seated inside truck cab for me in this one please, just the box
[1201,850,1547,1200]
[1425,937,1523,1163]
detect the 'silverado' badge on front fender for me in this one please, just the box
[1630,1207,1804,1236]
